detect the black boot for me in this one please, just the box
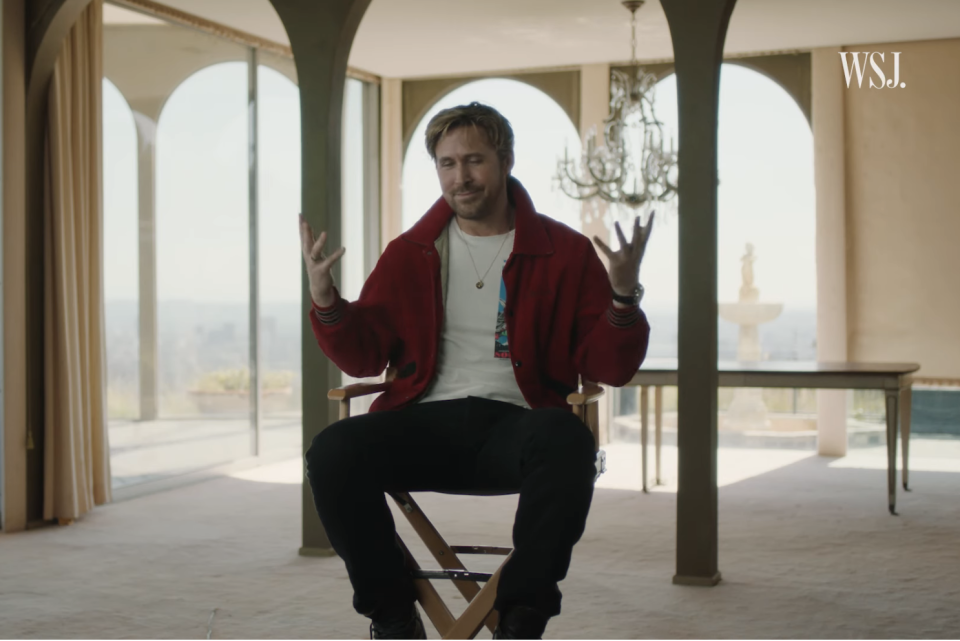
[493,605,549,640]
[369,603,426,640]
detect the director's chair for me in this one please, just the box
[328,367,605,640]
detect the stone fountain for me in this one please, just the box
[718,243,783,430]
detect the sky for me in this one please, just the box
[103,62,816,312]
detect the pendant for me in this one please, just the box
[476,281,484,289]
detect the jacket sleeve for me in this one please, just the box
[572,240,651,387]
[307,243,399,379]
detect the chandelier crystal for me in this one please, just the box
[555,0,678,222]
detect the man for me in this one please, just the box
[299,102,652,639]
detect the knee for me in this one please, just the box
[526,408,596,469]
[304,420,357,485]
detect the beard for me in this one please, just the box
[448,183,502,221]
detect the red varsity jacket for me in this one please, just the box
[309,177,650,413]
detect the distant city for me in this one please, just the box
[105,300,817,418]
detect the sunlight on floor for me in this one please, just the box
[225,442,823,490]
[828,443,960,473]
[595,443,816,493]
[228,458,304,484]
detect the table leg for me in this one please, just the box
[900,383,912,491]
[640,386,649,493]
[884,389,900,515]
[655,386,663,486]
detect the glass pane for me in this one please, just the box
[257,60,302,452]
[104,12,252,488]
[611,64,818,465]
[339,78,381,414]
[103,78,140,422]
[156,61,250,419]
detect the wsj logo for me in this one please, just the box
[839,52,905,89]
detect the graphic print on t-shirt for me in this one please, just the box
[494,259,509,358]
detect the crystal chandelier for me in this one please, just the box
[555,0,678,219]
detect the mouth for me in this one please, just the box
[456,190,481,199]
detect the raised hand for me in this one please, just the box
[592,211,655,295]
[299,213,346,307]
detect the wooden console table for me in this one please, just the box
[626,360,920,514]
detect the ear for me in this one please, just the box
[502,151,515,177]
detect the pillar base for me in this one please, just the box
[299,546,338,558]
[672,572,722,586]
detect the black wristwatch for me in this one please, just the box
[612,284,644,306]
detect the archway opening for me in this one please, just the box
[402,78,583,233]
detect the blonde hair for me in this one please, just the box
[424,102,515,165]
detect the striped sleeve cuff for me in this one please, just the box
[606,302,642,328]
[312,299,345,326]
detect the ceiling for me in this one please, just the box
[105,0,960,78]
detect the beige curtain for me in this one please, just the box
[43,0,110,522]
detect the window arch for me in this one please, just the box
[402,78,583,233]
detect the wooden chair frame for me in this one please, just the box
[328,368,604,640]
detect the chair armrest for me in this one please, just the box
[328,381,390,401]
[566,383,604,406]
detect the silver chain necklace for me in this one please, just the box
[453,220,513,289]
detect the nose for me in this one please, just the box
[455,162,471,188]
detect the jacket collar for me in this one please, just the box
[402,176,554,256]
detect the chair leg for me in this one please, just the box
[440,558,509,640]
[392,492,500,634]
[397,536,456,636]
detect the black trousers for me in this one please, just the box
[304,396,597,619]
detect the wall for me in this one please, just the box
[844,38,960,379]
[2,0,27,532]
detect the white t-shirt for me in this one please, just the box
[417,218,529,408]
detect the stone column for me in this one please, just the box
[269,0,373,556]
[133,112,159,422]
[812,47,848,457]
[661,0,739,587]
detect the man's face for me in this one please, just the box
[435,126,513,222]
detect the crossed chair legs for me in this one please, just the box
[390,491,510,638]
[330,374,606,639]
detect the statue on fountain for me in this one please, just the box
[739,243,759,303]
[719,242,784,430]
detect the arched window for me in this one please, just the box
[615,63,817,430]
[641,64,816,360]
[402,78,583,233]
[102,78,139,420]
[155,62,249,418]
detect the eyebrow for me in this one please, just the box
[438,153,484,163]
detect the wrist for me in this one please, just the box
[611,283,644,306]
[312,290,337,309]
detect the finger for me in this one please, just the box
[318,246,346,270]
[311,231,327,261]
[593,235,614,260]
[299,215,314,258]
[614,221,629,251]
[640,211,656,247]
